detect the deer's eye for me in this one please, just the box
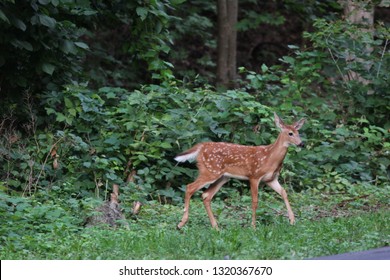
[288,132,294,136]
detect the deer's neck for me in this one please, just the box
[267,133,289,165]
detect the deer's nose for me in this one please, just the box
[298,142,305,148]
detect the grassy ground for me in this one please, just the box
[1,186,389,260]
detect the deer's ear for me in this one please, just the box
[294,118,305,130]
[274,112,285,129]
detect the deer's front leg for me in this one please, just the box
[249,178,261,228]
[266,179,295,224]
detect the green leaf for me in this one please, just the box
[104,136,120,146]
[171,0,186,4]
[136,7,148,21]
[68,108,77,117]
[42,63,55,75]
[45,108,56,115]
[74,42,89,50]
[280,56,295,65]
[51,0,59,6]
[106,92,116,99]
[0,10,10,23]
[38,0,51,4]
[159,142,172,149]
[287,44,299,49]
[64,97,73,108]
[60,40,77,54]
[38,14,56,29]
[138,154,147,161]
[11,40,33,51]
[55,112,66,122]
[81,10,97,16]
[11,17,26,31]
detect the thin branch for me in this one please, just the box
[325,38,350,89]
[377,39,389,78]
[26,137,65,196]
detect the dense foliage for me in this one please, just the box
[0,0,389,259]
[0,0,177,117]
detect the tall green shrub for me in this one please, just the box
[241,18,389,191]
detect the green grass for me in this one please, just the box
[1,188,389,260]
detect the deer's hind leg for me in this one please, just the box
[177,172,221,229]
[202,176,230,229]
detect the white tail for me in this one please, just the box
[175,112,305,229]
[174,146,201,162]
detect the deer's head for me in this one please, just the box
[274,112,305,148]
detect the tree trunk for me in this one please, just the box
[341,0,375,84]
[216,0,238,88]
[343,0,374,27]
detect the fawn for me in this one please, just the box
[175,112,305,229]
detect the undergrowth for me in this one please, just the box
[1,184,389,260]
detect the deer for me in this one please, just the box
[174,112,305,229]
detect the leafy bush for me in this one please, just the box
[240,17,389,192]
[1,82,276,205]
[76,84,272,198]
[0,0,179,123]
